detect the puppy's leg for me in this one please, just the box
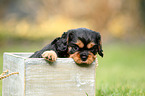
[42,50,57,62]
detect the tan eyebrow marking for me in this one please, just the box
[87,42,95,49]
[75,40,84,48]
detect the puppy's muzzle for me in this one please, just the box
[80,52,88,61]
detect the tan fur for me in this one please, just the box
[42,50,57,62]
[69,52,96,64]
[76,40,84,48]
[87,42,95,49]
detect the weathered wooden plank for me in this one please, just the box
[3,53,25,96]
[3,53,97,96]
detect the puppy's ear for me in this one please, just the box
[98,40,103,57]
[66,30,75,44]
[68,32,74,42]
[96,32,104,57]
[60,31,71,45]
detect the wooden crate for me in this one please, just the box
[3,52,97,96]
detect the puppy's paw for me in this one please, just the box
[42,51,57,62]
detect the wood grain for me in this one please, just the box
[3,53,97,96]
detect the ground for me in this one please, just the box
[0,43,145,96]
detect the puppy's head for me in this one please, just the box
[67,28,103,64]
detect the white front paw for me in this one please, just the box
[41,50,57,62]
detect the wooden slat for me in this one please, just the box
[3,53,25,96]
[3,53,96,96]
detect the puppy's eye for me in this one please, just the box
[72,45,79,51]
[90,45,97,51]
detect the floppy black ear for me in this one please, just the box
[98,40,103,57]
[68,32,74,42]
[60,31,72,45]
[65,30,75,45]
[96,32,104,57]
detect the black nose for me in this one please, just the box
[81,54,88,61]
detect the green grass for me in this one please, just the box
[0,43,145,96]
[96,43,145,96]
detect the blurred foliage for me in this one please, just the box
[0,0,145,45]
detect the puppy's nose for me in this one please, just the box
[81,54,88,61]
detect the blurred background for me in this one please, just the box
[0,0,145,95]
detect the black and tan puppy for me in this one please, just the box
[30,28,103,64]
